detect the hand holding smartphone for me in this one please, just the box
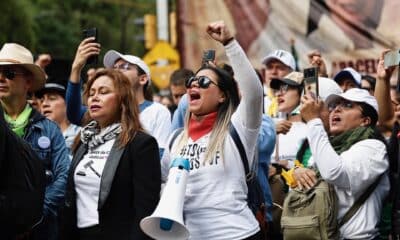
[384,50,400,68]
[82,28,98,65]
[202,49,215,66]
[303,67,319,100]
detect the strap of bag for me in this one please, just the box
[339,174,383,227]
[229,124,252,179]
[169,127,184,150]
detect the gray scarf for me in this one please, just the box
[81,121,122,149]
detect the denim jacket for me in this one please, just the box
[23,109,70,217]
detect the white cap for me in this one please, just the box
[318,77,343,101]
[325,88,378,114]
[103,50,151,80]
[261,50,296,70]
[333,67,361,87]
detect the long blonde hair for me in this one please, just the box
[173,65,239,164]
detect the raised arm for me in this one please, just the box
[375,50,397,132]
[66,38,100,125]
[206,21,263,129]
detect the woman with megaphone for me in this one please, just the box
[59,69,161,240]
[161,21,263,240]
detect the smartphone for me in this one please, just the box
[82,28,98,65]
[303,67,319,100]
[202,49,215,65]
[384,50,400,68]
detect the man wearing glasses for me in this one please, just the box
[67,38,171,160]
[0,43,70,240]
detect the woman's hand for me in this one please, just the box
[70,38,101,83]
[293,167,317,190]
[307,50,328,77]
[300,94,323,123]
[275,120,292,134]
[376,49,396,82]
[206,21,234,45]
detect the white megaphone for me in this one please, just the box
[140,158,190,240]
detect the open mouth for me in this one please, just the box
[331,115,341,125]
[189,91,201,102]
[277,98,284,104]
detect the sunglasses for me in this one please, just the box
[0,68,26,80]
[185,76,218,89]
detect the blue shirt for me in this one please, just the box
[257,115,276,221]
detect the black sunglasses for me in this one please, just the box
[185,76,218,89]
[0,68,26,80]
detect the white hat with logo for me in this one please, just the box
[261,50,296,70]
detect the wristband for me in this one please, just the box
[223,37,234,46]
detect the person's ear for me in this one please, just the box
[139,74,148,86]
[361,116,371,127]
[218,92,226,103]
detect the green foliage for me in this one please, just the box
[0,0,156,60]
[0,0,37,49]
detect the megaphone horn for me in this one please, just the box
[140,158,190,240]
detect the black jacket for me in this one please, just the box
[390,123,400,236]
[59,131,161,240]
[0,105,46,239]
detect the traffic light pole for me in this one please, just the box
[157,0,169,42]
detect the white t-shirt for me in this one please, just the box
[162,40,263,240]
[164,119,259,240]
[140,101,171,157]
[307,119,389,239]
[271,121,308,168]
[74,138,115,228]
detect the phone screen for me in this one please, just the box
[202,50,215,65]
[82,28,98,65]
[303,67,319,100]
[384,50,400,68]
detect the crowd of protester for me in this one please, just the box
[0,19,400,240]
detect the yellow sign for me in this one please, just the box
[143,41,180,89]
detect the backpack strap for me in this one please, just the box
[169,127,184,151]
[339,174,383,227]
[229,124,251,178]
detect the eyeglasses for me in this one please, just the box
[0,68,26,80]
[328,100,358,112]
[113,62,133,71]
[185,76,218,89]
[273,84,290,94]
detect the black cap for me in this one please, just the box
[35,83,66,98]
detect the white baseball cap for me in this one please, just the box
[333,67,361,87]
[318,77,343,101]
[261,50,296,70]
[103,50,150,80]
[325,88,378,114]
